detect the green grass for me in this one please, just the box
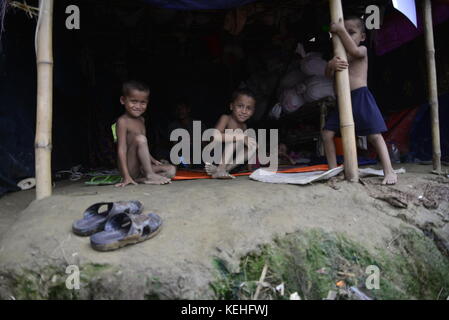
[211,228,449,300]
[1,263,113,300]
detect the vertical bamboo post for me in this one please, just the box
[35,0,54,200]
[423,0,442,174]
[329,0,359,182]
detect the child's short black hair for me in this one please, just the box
[345,15,366,33]
[122,80,150,97]
[231,88,257,103]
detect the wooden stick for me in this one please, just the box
[329,0,359,182]
[423,0,442,174]
[35,0,54,200]
[253,264,268,300]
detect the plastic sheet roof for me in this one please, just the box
[140,0,259,10]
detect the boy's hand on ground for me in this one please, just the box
[115,177,138,187]
[329,56,348,72]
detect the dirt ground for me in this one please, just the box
[0,164,448,299]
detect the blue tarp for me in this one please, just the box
[0,17,36,197]
[140,0,258,10]
[410,93,449,162]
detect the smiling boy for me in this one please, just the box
[115,81,176,187]
[205,89,258,179]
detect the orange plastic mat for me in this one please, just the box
[172,164,330,181]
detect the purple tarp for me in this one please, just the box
[374,1,449,55]
[140,0,258,10]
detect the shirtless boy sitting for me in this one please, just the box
[115,80,176,187]
[322,16,397,185]
[205,89,258,179]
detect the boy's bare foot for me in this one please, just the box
[205,163,235,179]
[212,171,235,179]
[382,172,397,185]
[138,174,171,185]
[205,163,218,176]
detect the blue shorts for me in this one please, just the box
[324,87,387,136]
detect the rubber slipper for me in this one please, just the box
[90,212,162,251]
[17,178,36,190]
[85,175,122,186]
[72,200,143,236]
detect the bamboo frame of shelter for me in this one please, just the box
[35,0,53,200]
[329,0,359,182]
[423,0,442,174]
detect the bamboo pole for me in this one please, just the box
[423,0,442,174]
[35,0,54,200]
[329,0,359,182]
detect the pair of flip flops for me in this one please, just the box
[72,200,162,251]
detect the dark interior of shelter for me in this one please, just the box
[1,0,449,195]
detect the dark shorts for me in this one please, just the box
[324,87,387,136]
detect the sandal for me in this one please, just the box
[90,212,162,251]
[17,178,36,190]
[72,200,143,236]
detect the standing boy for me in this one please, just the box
[322,16,397,185]
[115,80,176,187]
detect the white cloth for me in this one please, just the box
[250,167,344,185]
[300,52,327,76]
[280,87,306,113]
[249,167,406,185]
[304,76,335,103]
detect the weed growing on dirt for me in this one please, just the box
[211,228,449,300]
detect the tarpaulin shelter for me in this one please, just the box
[0,0,447,198]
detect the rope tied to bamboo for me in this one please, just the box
[35,141,52,148]
[36,60,53,65]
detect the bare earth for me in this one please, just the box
[0,164,448,299]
